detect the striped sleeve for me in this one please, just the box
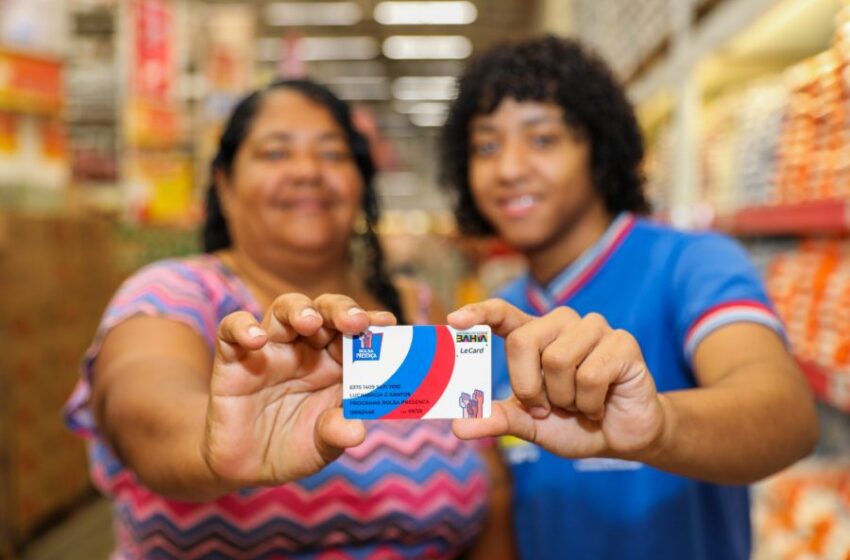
[64,259,218,438]
[101,260,219,347]
[672,233,785,362]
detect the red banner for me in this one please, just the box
[132,0,173,101]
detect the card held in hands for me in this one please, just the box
[343,325,491,420]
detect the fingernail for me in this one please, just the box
[529,406,550,419]
[347,307,366,317]
[300,308,321,320]
[248,325,266,339]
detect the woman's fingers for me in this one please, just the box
[314,293,371,333]
[314,407,367,463]
[303,293,368,348]
[216,311,267,364]
[266,293,324,342]
[367,310,397,327]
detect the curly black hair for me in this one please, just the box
[440,35,650,235]
[203,78,404,321]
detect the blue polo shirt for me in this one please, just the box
[493,213,784,560]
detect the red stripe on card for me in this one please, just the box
[384,326,455,419]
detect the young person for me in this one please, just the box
[440,35,818,560]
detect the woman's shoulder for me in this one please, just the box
[130,253,222,280]
[121,254,234,296]
[110,253,249,324]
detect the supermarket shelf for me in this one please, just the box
[630,0,840,103]
[629,0,779,103]
[800,360,850,414]
[713,199,850,236]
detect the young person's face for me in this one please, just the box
[468,98,601,252]
[217,89,363,256]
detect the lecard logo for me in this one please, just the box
[353,330,383,361]
[456,332,488,343]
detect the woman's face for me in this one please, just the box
[468,98,599,252]
[218,89,364,257]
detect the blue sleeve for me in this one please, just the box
[672,233,785,362]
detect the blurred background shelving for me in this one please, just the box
[593,0,850,556]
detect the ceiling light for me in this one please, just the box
[265,2,362,26]
[411,101,448,114]
[374,1,477,25]
[392,76,457,100]
[393,101,449,114]
[383,36,472,59]
[410,113,447,127]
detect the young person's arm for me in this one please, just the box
[449,300,818,484]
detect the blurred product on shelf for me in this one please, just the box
[0,209,197,555]
[752,457,850,560]
[647,4,850,217]
[0,211,116,551]
[700,80,787,213]
[775,49,849,205]
[761,240,850,412]
[0,49,68,199]
[67,2,119,184]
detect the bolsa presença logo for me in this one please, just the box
[353,329,384,362]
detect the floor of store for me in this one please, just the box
[21,499,113,560]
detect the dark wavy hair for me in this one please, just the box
[440,35,650,235]
[203,79,403,320]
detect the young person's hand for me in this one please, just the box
[448,299,667,461]
[203,294,396,488]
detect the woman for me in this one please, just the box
[65,79,512,559]
[439,36,817,560]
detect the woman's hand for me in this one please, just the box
[202,293,396,488]
[448,299,667,461]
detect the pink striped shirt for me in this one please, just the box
[65,255,489,559]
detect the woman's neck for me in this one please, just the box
[219,245,360,309]
[526,200,613,287]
